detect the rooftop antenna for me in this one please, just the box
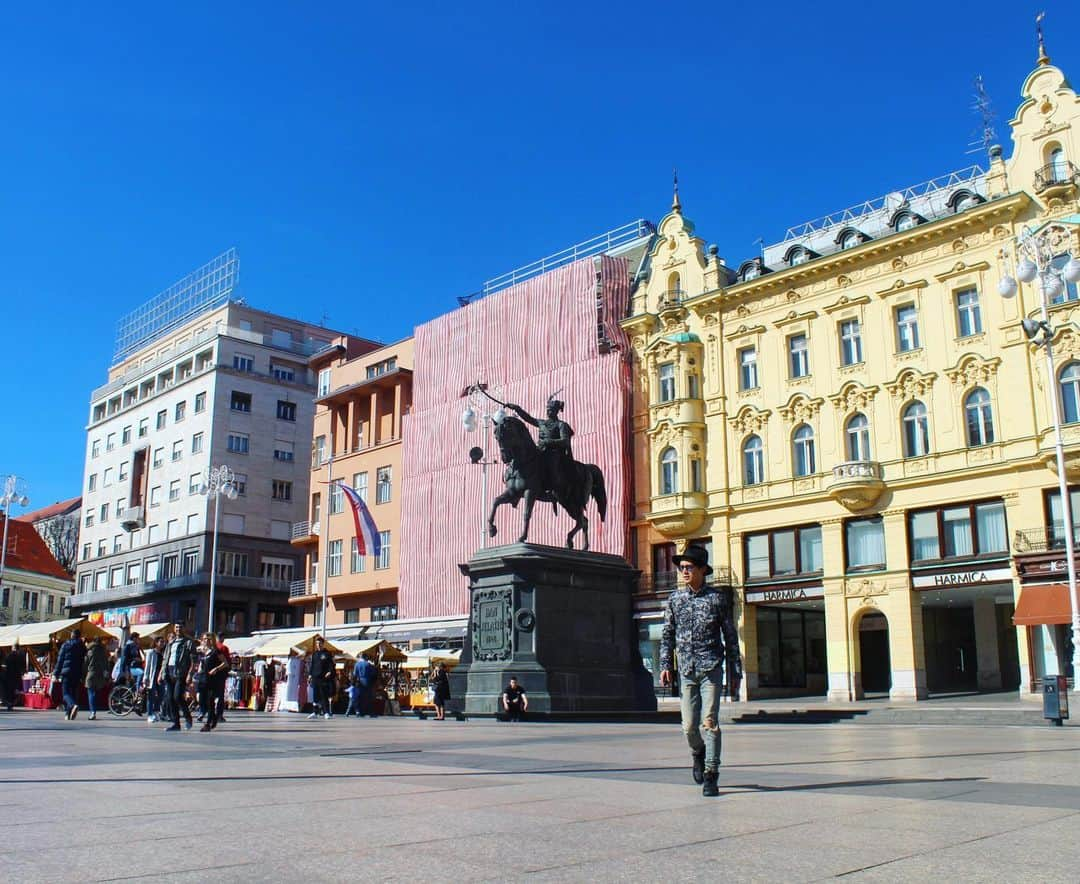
[754,236,765,262]
[672,167,681,213]
[319,311,331,327]
[967,74,998,158]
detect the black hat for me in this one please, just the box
[672,545,713,575]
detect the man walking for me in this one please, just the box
[307,636,336,720]
[55,629,86,720]
[143,636,165,723]
[349,653,377,717]
[161,623,195,732]
[659,545,741,797]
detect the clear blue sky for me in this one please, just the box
[1,2,1076,511]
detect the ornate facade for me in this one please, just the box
[625,50,1080,701]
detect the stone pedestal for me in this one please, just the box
[450,543,656,717]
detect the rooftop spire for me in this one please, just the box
[672,167,681,213]
[1036,11,1050,66]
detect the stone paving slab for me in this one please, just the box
[2,708,1079,881]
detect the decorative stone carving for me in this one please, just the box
[891,257,907,272]
[837,275,852,289]
[470,587,514,662]
[730,406,771,435]
[1051,328,1080,359]
[945,354,1002,387]
[885,369,937,400]
[828,382,880,412]
[778,394,824,424]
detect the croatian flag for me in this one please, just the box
[337,481,382,559]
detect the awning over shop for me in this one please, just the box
[335,639,407,663]
[105,622,172,647]
[403,648,461,669]
[255,631,343,657]
[1013,584,1075,626]
[0,617,112,648]
[372,617,467,643]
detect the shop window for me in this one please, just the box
[845,517,886,571]
[908,500,1007,563]
[756,608,825,688]
[964,388,995,446]
[744,525,822,581]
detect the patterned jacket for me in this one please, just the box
[659,586,741,679]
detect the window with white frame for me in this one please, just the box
[122,425,132,445]
[788,334,809,378]
[156,409,167,430]
[845,517,886,571]
[955,287,982,337]
[194,391,206,413]
[103,467,113,486]
[227,433,249,454]
[375,531,391,569]
[118,461,129,481]
[276,400,297,422]
[792,424,816,476]
[743,435,764,485]
[88,473,97,492]
[100,502,109,523]
[352,472,368,502]
[317,368,331,397]
[91,439,101,457]
[327,539,343,576]
[845,413,871,461]
[233,354,254,372]
[376,466,392,504]
[231,391,252,413]
[274,441,295,462]
[659,447,678,495]
[350,537,366,572]
[138,418,148,438]
[896,304,920,352]
[169,480,180,501]
[189,473,201,494]
[1050,254,1080,304]
[1062,362,1080,423]
[329,482,343,513]
[172,440,182,461]
[150,486,161,508]
[191,432,204,454]
[739,347,758,390]
[658,363,676,402]
[107,433,116,451]
[217,551,249,576]
[902,400,930,457]
[839,319,862,365]
[153,447,164,467]
[175,400,186,422]
[232,474,247,496]
[964,387,995,446]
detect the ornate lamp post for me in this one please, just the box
[462,383,506,549]
[200,465,238,633]
[0,475,30,596]
[999,224,1080,681]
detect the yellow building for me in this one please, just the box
[624,47,1080,701]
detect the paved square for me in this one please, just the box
[2,710,1079,881]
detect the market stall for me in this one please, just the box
[253,632,344,713]
[104,622,172,648]
[403,648,461,711]
[334,639,407,713]
[0,618,114,709]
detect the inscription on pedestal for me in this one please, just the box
[472,588,513,661]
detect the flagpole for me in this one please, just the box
[320,452,333,631]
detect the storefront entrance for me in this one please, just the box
[858,611,891,694]
[753,603,827,697]
[922,605,977,693]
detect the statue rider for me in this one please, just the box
[507,395,574,496]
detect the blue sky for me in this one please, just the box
[1,2,1076,511]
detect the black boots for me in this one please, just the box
[691,751,706,785]
[702,770,719,797]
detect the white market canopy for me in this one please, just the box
[254,631,344,658]
[334,639,407,663]
[0,617,112,649]
[404,648,461,669]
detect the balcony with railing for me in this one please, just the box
[289,579,320,604]
[645,491,707,537]
[291,520,320,545]
[827,460,885,511]
[1033,161,1079,196]
[1013,526,1079,554]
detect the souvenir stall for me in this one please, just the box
[403,648,461,711]
[104,622,172,648]
[253,632,343,713]
[0,618,113,709]
[230,635,272,710]
[334,639,407,713]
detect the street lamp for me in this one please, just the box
[200,465,238,633]
[999,225,1080,682]
[0,475,30,600]
[463,383,506,549]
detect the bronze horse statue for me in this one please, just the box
[488,414,607,550]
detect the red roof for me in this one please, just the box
[0,516,70,580]
[15,496,81,524]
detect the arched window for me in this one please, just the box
[793,424,816,477]
[743,264,760,281]
[790,248,809,266]
[1061,362,1080,424]
[896,213,917,232]
[667,271,682,299]
[743,435,764,485]
[841,231,861,250]
[1050,146,1068,183]
[902,401,930,457]
[660,447,679,495]
[964,388,995,446]
[846,413,871,461]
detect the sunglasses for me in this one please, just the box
[677,564,700,572]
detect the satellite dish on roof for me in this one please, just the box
[884,191,906,213]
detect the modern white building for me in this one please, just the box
[70,251,354,635]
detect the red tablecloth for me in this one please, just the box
[22,692,54,709]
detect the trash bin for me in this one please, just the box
[1043,675,1070,726]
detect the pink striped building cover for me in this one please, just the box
[399,255,633,618]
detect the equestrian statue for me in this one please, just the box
[470,385,607,550]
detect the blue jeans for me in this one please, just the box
[679,664,723,771]
[86,684,98,715]
[61,677,80,714]
[147,683,162,719]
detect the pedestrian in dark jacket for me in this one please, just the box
[1,641,27,711]
[143,636,165,723]
[307,636,336,720]
[161,624,195,732]
[55,629,87,720]
[431,663,451,720]
[84,637,109,721]
[196,633,229,732]
[659,545,742,798]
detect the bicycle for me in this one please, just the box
[108,682,147,717]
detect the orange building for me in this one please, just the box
[290,335,412,628]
